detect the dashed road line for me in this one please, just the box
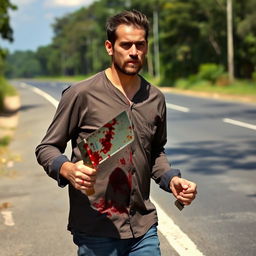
[223,118,256,131]
[151,198,204,256]
[166,103,190,113]
[1,210,15,226]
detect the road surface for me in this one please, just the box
[1,80,255,256]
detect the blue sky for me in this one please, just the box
[0,0,95,52]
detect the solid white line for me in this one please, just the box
[166,103,190,113]
[20,82,59,108]
[1,210,15,226]
[223,118,256,131]
[151,198,204,256]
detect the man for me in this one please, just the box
[36,10,197,256]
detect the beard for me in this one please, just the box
[113,58,143,76]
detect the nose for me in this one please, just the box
[129,44,138,56]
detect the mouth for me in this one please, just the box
[127,60,139,65]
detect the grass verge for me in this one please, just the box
[25,74,256,103]
[0,76,18,111]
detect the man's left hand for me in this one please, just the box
[170,177,197,206]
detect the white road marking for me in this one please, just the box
[166,103,190,113]
[26,83,202,255]
[1,210,15,226]
[151,198,204,256]
[223,118,256,131]
[20,82,59,108]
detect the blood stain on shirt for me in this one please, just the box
[93,198,128,217]
[119,158,126,165]
[93,168,132,217]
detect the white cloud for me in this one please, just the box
[8,0,37,27]
[45,0,95,8]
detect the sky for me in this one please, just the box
[0,0,95,52]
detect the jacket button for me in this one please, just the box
[130,209,136,215]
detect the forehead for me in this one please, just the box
[115,24,146,42]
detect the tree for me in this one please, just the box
[6,51,41,78]
[234,0,256,78]
[4,0,256,81]
[159,0,227,84]
[227,0,234,82]
[0,0,17,76]
[0,0,17,41]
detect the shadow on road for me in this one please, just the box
[19,104,43,112]
[166,139,256,175]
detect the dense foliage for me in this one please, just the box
[0,0,17,111]
[5,0,256,85]
[0,0,17,76]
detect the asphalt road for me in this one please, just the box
[152,92,256,255]
[1,80,255,256]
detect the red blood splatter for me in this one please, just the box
[83,143,102,167]
[93,198,128,217]
[99,119,117,154]
[126,135,133,140]
[128,170,132,190]
[119,158,126,165]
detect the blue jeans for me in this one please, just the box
[73,224,161,256]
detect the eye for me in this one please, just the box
[120,42,133,50]
[135,42,146,49]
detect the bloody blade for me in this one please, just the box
[78,110,134,195]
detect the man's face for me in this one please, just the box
[106,24,148,76]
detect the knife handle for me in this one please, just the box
[83,161,96,196]
[175,200,184,211]
[84,187,95,196]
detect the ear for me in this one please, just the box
[105,40,113,56]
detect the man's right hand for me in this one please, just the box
[60,161,97,192]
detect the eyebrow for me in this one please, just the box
[120,40,146,44]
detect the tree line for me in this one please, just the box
[4,0,256,85]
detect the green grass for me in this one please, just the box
[0,136,11,147]
[175,79,256,96]
[32,74,92,83]
[0,77,17,96]
[0,76,18,111]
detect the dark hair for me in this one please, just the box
[106,10,149,45]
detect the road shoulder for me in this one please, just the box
[0,83,75,256]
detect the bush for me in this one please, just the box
[197,63,225,83]
[0,136,11,147]
[175,76,211,89]
[216,74,230,87]
[252,72,256,82]
[0,76,17,111]
[174,78,190,89]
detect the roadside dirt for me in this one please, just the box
[0,95,21,177]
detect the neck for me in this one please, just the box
[105,66,141,101]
